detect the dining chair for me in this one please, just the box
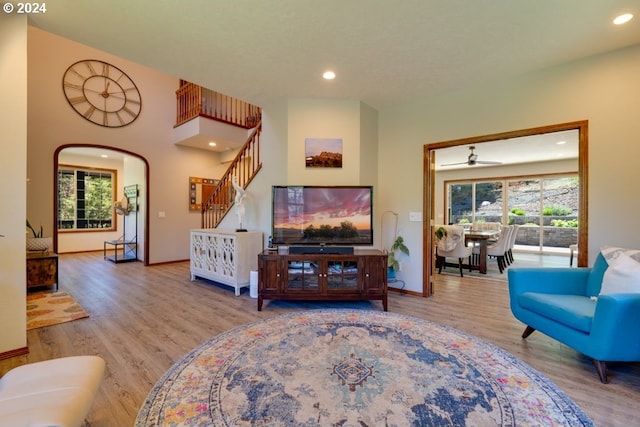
[506,224,520,265]
[569,243,578,266]
[473,225,512,273]
[436,225,473,277]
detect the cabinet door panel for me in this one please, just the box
[363,256,387,294]
[285,260,320,292]
[259,257,280,293]
[327,260,360,291]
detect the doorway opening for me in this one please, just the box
[423,121,588,296]
[54,145,150,265]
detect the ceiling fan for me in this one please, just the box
[441,146,503,167]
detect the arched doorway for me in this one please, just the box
[54,145,150,265]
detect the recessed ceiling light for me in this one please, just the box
[613,13,633,25]
[208,142,217,147]
[323,70,336,80]
[556,141,566,145]
[100,154,108,158]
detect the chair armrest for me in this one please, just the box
[508,267,592,296]
[590,294,640,358]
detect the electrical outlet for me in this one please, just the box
[158,211,166,218]
[409,211,422,222]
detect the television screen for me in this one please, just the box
[272,186,373,246]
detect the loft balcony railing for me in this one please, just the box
[202,120,262,229]
[175,81,261,129]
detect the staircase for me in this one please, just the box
[201,120,262,228]
[175,82,263,229]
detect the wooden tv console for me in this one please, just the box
[257,249,388,311]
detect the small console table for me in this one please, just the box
[190,229,263,296]
[257,249,388,311]
[104,239,137,263]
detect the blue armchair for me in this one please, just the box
[508,253,640,383]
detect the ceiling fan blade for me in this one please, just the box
[441,145,503,167]
[440,161,469,166]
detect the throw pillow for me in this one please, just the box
[600,251,640,295]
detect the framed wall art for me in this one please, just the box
[189,177,219,211]
[305,138,343,168]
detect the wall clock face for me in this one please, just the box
[62,59,142,128]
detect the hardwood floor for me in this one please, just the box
[3,252,639,426]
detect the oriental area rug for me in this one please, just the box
[26,291,89,330]
[136,309,593,427]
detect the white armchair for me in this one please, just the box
[0,356,105,427]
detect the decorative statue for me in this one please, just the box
[232,176,247,231]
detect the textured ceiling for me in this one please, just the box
[25,1,638,165]
[28,0,640,110]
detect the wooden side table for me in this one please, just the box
[26,252,58,291]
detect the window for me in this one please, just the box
[445,173,578,252]
[58,165,116,231]
[448,181,503,225]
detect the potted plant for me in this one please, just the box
[388,236,410,279]
[26,220,52,252]
[433,226,449,270]
[434,226,448,241]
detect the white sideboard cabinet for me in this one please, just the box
[190,229,263,296]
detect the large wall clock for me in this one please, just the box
[62,59,142,128]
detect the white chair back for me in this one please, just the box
[487,225,512,254]
[507,224,519,249]
[437,225,472,258]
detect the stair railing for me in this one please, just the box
[175,82,261,129]
[202,120,262,228]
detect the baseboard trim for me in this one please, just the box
[0,346,29,360]
[388,287,422,297]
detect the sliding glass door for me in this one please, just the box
[447,174,578,254]
[447,181,504,226]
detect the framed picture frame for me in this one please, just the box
[305,138,343,168]
[189,177,219,211]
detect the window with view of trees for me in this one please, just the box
[58,165,116,231]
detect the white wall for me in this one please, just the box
[27,27,225,263]
[215,100,289,243]
[287,98,364,185]
[0,14,28,354]
[359,102,379,187]
[123,156,147,262]
[216,98,379,248]
[217,98,379,251]
[379,45,640,293]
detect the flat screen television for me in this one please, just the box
[271,185,373,246]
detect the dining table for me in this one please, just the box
[465,229,500,274]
